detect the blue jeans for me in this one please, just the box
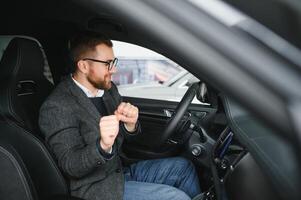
[123,157,201,200]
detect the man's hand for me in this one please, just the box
[99,115,119,152]
[115,102,139,132]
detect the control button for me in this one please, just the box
[97,161,102,165]
[191,145,202,156]
[220,159,228,169]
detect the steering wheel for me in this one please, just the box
[157,82,200,148]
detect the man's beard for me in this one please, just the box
[87,74,112,90]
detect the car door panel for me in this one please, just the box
[122,96,217,159]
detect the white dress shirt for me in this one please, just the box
[72,76,104,97]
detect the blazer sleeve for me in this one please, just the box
[39,100,107,178]
[121,122,141,140]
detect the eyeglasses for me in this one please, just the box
[82,57,118,71]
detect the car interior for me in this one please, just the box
[0,0,300,200]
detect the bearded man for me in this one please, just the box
[39,32,201,200]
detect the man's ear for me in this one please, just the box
[77,60,89,74]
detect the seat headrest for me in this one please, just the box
[0,37,44,82]
[0,37,54,131]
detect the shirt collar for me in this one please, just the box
[71,75,104,97]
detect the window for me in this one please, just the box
[113,41,200,103]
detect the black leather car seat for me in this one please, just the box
[0,141,38,200]
[0,37,83,200]
[0,37,54,133]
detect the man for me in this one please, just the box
[39,32,201,200]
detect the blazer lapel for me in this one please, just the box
[65,76,101,123]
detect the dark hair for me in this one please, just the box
[69,32,113,72]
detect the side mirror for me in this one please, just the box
[196,82,208,103]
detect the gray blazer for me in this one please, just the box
[39,76,140,200]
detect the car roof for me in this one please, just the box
[1,0,300,47]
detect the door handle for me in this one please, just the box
[164,109,173,117]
